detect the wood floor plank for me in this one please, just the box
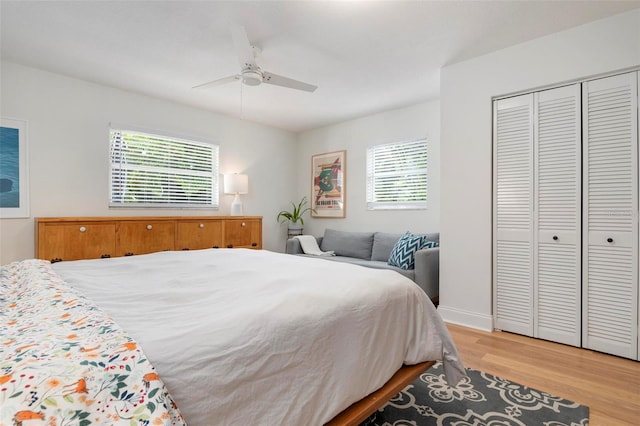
[446,323,640,426]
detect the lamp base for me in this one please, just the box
[230,193,243,216]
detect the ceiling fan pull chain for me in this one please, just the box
[240,80,244,120]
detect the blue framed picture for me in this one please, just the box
[0,118,29,218]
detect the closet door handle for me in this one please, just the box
[607,237,613,243]
[552,235,558,241]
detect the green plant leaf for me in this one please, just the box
[44,397,58,406]
[276,196,316,225]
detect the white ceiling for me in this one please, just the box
[2,1,639,133]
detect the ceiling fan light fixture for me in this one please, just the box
[241,69,262,86]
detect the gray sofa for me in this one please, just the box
[286,229,439,300]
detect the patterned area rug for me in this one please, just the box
[364,363,589,426]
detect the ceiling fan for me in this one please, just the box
[193,25,317,93]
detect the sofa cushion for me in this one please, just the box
[296,256,416,281]
[388,231,429,270]
[320,229,374,260]
[371,232,404,262]
[364,260,415,280]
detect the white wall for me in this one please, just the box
[439,10,640,330]
[296,101,440,236]
[0,62,298,264]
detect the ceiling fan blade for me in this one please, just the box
[192,75,241,89]
[262,71,317,92]
[230,25,257,69]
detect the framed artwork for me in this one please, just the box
[311,150,345,218]
[0,118,29,218]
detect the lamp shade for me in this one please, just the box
[224,173,249,194]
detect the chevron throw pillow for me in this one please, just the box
[422,240,439,249]
[388,231,430,270]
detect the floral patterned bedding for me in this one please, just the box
[0,259,186,426]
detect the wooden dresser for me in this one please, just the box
[35,216,262,262]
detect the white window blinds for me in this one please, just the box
[366,139,428,210]
[109,128,219,208]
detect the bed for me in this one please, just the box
[1,248,464,425]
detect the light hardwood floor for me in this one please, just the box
[445,323,640,425]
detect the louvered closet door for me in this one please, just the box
[494,94,534,336]
[583,72,639,359]
[534,84,582,347]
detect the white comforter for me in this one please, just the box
[54,249,464,425]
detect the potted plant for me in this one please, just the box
[277,196,315,232]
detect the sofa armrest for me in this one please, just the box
[286,237,304,254]
[414,247,439,299]
[285,236,323,254]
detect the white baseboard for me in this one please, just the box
[437,304,493,331]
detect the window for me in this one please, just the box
[109,128,219,208]
[366,138,428,210]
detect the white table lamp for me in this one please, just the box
[224,173,249,216]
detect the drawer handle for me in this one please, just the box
[227,244,233,248]
[79,226,87,233]
[147,224,153,230]
[607,237,613,243]
[199,223,205,228]
[212,245,219,249]
[51,258,63,263]
[552,235,558,241]
[125,252,134,256]
[241,222,246,227]
[182,248,190,250]
[251,242,257,247]
[101,254,111,259]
